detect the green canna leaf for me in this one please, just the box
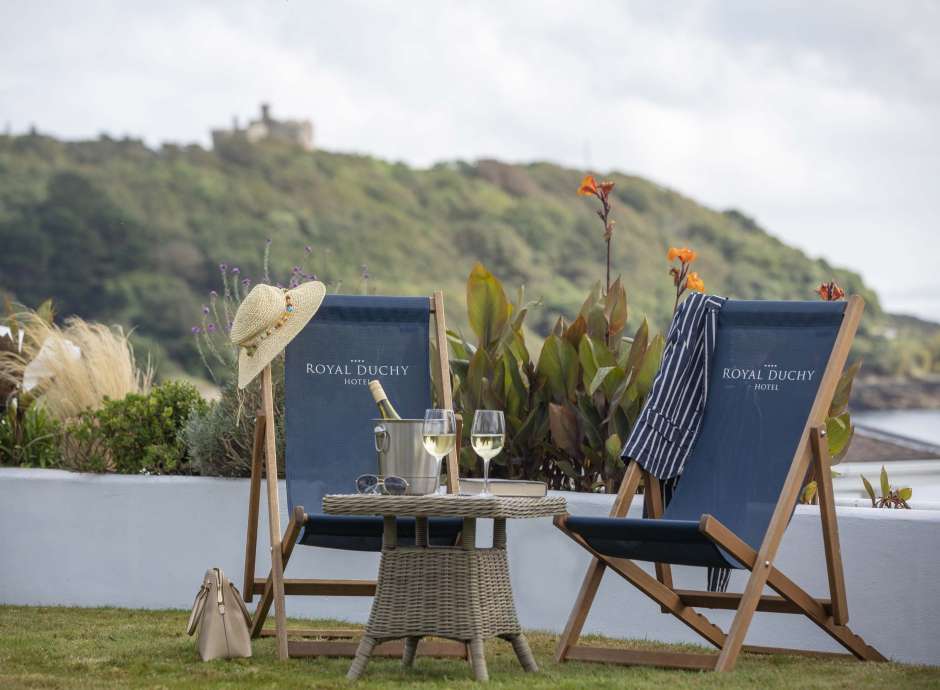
[466,348,493,409]
[829,360,862,416]
[620,317,649,372]
[537,334,579,403]
[601,365,626,401]
[899,487,913,501]
[586,305,608,341]
[447,330,474,360]
[605,433,623,461]
[635,333,664,396]
[578,336,599,391]
[578,281,603,320]
[880,465,890,498]
[861,474,876,507]
[826,413,853,462]
[466,262,510,347]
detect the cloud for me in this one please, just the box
[1,0,938,318]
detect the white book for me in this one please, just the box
[458,479,547,497]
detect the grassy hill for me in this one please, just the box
[0,132,935,379]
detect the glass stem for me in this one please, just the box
[483,458,490,495]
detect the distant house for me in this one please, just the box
[211,103,314,151]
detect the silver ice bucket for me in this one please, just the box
[372,419,440,495]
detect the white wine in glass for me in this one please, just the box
[422,432,456,458]
[422,409,456,493]
[470,410,505,496]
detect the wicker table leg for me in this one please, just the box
[468,637,489,682]
[415,517,428,547]
[402,636,421,667]
[493,518,507,549]
[503,633,538,672]
[346,635,377,681]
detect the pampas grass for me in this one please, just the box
[0,313,152,420]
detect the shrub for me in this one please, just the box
[0,402,61,468]
[61,381,207,474]
[184,368,285,478]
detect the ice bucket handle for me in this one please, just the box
[373,424,390,454]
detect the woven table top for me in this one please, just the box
[322,493,567,519]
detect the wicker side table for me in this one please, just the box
[322,494,566,682]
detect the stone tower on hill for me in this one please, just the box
[211,103,314,151]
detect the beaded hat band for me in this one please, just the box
[230,280,326,389]
[241,290,295,357]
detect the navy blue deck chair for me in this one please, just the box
[243,293,464,660]
[554,297,885,672]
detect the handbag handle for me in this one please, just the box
[229,582,253,626]
[186,582,209,636]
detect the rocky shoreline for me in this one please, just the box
[853,376,940,411]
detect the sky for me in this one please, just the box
[2,1,939,320]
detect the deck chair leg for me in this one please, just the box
[432,291,460,494]
[811,426,849,624]
[643,473,674,612]
[251,506,304,638]
[555,461,643,661]
[713,562,764,671]
[701,514,885,662]
[554,557,606,662]
[258,365,289,659]
[242,411,265,602]
[715,424,825,672]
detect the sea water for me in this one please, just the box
[853,409,940,446]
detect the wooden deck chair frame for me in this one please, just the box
[554,296,886,672]
[243,291,464,660]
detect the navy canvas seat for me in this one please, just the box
[300,515,463,551]
[554,297,885,671]
[563,517,734,569]
[564,300,845,569]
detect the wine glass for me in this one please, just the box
[471,410,505,497]
[422,409,456,494]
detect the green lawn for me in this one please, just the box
[0,606,936,689]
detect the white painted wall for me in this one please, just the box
[1,468,937,665]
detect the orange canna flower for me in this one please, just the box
[577,174,598,196]
[667,247,697,264]
[598,180,615,197]
[817,281,845,301]
[686,272,705,292]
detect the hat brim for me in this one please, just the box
[237,281,326,389]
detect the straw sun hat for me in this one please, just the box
[230,281,326,389]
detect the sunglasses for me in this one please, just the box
[356,474,409,495]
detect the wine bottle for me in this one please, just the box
[368,380,401,420]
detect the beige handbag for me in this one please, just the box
[186,568,252,661]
